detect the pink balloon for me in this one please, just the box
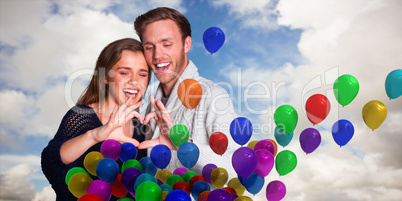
[101,139,121,161]
[173,167,188,177]
[266,180,286,201]
[87,180,112,201]
[254,140,275,156]
[255,149,274,177]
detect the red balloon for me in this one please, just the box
[305,94,331,125]
[209,132,228,155]
[110,174,127,198]
[78,193,103,201]
[172,181,191,194]
[189,175,207,187]
[223,187,237,195]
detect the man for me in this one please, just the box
[135,7,239,177]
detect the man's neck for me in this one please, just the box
[161,60,189,98]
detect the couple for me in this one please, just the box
[41,7,238,200]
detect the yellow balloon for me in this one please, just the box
[234,196,253,201]
[362,100,387,130]
[155,169,172,184]
[68,173,93,198]
[83,151,104,176]
[247,140,258,149]
[161,191,169,201]
[210,167,228,188]
[228,178,245,196]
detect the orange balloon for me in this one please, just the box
[197,190,211,201]
[265,139,278,157]
[177,79,203,109]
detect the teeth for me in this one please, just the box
[123,89,138,94]
[156,62,170,68]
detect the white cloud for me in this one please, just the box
[0,164,36,200]
[32,186,56,201]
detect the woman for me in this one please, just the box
[41,38,151,200]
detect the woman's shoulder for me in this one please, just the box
[61,104,98,122]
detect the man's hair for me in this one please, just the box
[134,7,191,43]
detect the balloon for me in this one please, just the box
[275,150,297,176]
[333,74,359,106]
[332,119,355,147]
[202,164,217,184]
[101,139,121,161]
[238,172,264,195]
[210,167,229,188]
[65,167,88,185]
[209,132,229,155]
[246,140,258,149]
[385,69,402,99]
[177,79,203,109]
[189,175,207,187]
[299,128,321,154]
[111,174,128,198]
[191,181,210,201]
[166,174,184,187]
[84,151,104,176]
[232,147,258,178]
[150,144,172,169]
[121,159,142,173]
[165,190,192,201]
[173,181,191,194]
[255,149,274,177]
[160,184,174,193]
[178,142,200,168]
[231,194,239,201]
[135,181,162,201]
[182,171,197,183]
[87,180,112,201]
[230,117,253,146]
[223,187,237,195]
[274,127,293,148]
[362,100,387,130]
[117,198,134,201]
[96,158,119,184]
[207,189,231,201]
[265,139,278,157]
[173,167,188,177]
[305,94,331,125]
[77,193,103,201]
[139,157,157,176]
[134,173,157,191]
[203,27,225,54]
[234,196,253,201]
[68,173,93,198]
[162,191,169,201]
[266,180,286,201]
[170,124,190,147]
[121,168,142,193]
[156,169,172,184]
[198,191,211,201]
[274,105,298,134]
[254,140,275,156]
[228,178,246,196]
[119,142,137,162]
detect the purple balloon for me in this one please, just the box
[207,189,231,201]
[254,140,275,156]
[87,180,112,201]
[173,167,188,177]
[230,194,238,200]
[255,149,274,177]
[101,139,121,161]
[121,168,142,193]
[157,179,163,185]
[232,147,258,178]
[299,128,321,154]
[266,180,286,201]
[202,164,218,184]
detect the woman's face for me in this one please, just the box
[106,50,149,106]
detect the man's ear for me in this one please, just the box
[184,36,192,53]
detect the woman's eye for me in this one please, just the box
[120,72,128,75]
[139,74,147,77]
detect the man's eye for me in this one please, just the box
[120,72,128,75]
[145,46,154,50]
[164,43,172,47]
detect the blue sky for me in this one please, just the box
[0,0,401,200]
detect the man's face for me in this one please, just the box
[142,19,191,86]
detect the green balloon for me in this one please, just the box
[121,159,142,173]
[117,198,134,201]
[182,171,197,183]
[274,105,298,134]
[65,167,88,185]
[333,74,359,106]
[165,174,184,186]
[275,150,297,176]
[169,124,190,147]
[135,181,162,201]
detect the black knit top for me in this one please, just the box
[41,104,146,200]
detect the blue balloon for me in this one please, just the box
[160,184,173,193]
[134,173,157,191]
[274,127,293,147]
[139,157,157,176]
[119,142,138,162]
[203,27,225,54]
[191,181,210,201]
[332,119,354,147]
[165,190,191,201]
[95,158,119,184]
[177,142,200,168]
[150,144,172,169]
[238,172,265,195]
[385,69,402,100]
[230,117,253,146]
